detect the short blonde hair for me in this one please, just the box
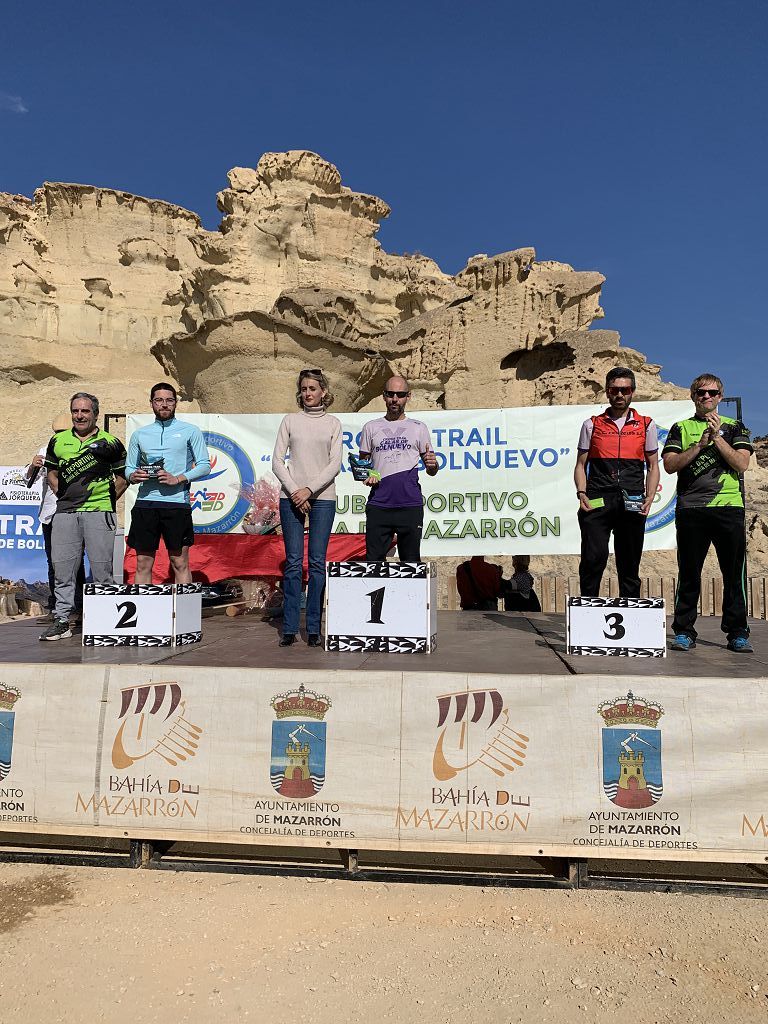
[690,373,724,398]
[296,368,334,409]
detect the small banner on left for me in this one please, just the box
[0,466,47,588]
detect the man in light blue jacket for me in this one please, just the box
[125,382,211,583]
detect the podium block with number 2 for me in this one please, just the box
[82,583,202,647]
[566,596,666,657]
[325,562,437,654]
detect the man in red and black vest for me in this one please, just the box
[574,368,660,597]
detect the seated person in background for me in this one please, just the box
[456,555,504,610]
[503,555,542,612]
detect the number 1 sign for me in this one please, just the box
[325,562,437,654]
[566,596,666,657]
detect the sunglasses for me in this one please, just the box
[607,386,633,396]
[384,390,409,399]
[301,369,322,376]
[695,388,721,398]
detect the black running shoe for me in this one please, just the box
[39,619,73,642]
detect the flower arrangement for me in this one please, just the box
[240,475,281,535]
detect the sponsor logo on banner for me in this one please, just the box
[0,468,28,491]
[192,433,255,533]
[75,681,203,820]
[572,690,694,851]
[270,685,330,798]
[0,684,35,823]
[645,426,677,533]
[0,466,47,581]
[433,688,529,782]
[111,681,203,770]
[395,689,532,836]
[598,691,664,807]
[0,685,21,781]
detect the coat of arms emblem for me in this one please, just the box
[0,685,21,781]
[270,685,330,798]
[598,690,664,807]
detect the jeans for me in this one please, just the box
[279,498,336,635]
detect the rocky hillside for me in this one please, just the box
[2,150,766,572]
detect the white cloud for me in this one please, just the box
[0,92,29,114]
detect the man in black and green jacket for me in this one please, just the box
[662,373,753,653]
[40,392,127,642]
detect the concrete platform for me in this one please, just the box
[2,611,766,678]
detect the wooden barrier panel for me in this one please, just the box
[1,665,768,865]
[443,576,768,619]
[752,577,766,620]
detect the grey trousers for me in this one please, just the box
[52,511,116,620]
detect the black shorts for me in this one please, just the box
[127,505,194,554]
[365,504,424,562]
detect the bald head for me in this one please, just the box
[383,376,411,420]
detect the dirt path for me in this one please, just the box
[0,863,765,1024]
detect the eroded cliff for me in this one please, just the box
[3,149,765,574]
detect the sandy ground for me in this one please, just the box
[0,863,766,1024]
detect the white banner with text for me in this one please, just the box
[127,401,692,555]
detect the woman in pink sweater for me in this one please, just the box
[271,369,343,647]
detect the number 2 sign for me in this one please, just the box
[82,583,202,647]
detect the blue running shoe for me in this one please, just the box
[727,636,754,653]
[671,634,695,651]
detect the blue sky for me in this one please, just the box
[2,0,766,432]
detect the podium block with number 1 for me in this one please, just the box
[325,562,437,653]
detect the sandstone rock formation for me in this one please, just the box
[1,149,673,459]
[2,149,766,574]
[0,184,207,459]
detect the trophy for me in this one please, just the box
[86,438,124,464]
[138,450,165,479]
[348,453,380,482]
[621,490,645,514]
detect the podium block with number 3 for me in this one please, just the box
[566,596,666,657]
[325,562,437,654]
[82,583,202,647]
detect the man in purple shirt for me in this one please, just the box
[359,376,439,561]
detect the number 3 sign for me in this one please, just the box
[566,596,666,657]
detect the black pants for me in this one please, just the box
[578,491,646,597]
[365,505,424,562]
[42,520,85,612]
[673,507,748,641]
